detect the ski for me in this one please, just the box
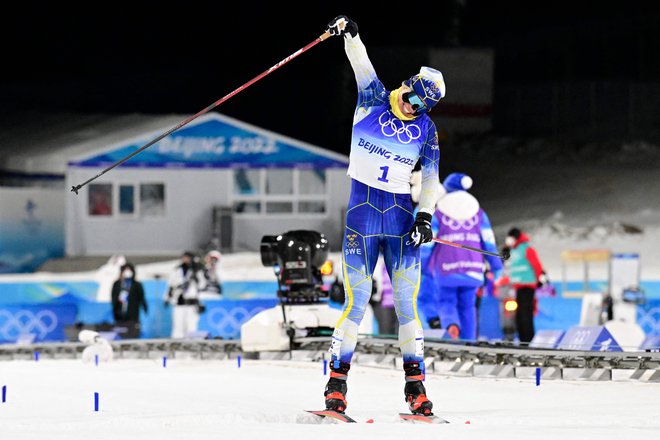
[399,413,449,424]
[305,409,358,423]
[305,409,448,424]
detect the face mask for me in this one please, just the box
[505,236,516,248]
[122,270,134,278]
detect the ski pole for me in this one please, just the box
[71,30,335,194]
[431,237,510,260]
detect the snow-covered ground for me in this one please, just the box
[0,357,658,440]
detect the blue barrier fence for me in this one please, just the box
[1,280,659,343]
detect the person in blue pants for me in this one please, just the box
[323,16,445,416]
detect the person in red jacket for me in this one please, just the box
[504,227,548,344]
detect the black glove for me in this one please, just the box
[326,15,358,37]
[408,212,433,247]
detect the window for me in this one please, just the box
[119,184,135,215]
[266,169,293,195]
[299,169,326,194]
[266,201,293,213]
[86,182,166,218]
[234,169,260,195]
[232,169,327,216]
[88,184,113,216]
[140,183,166,216]
[299,201,326,213]
[233,201,260,214]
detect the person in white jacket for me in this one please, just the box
[164,251,207,338]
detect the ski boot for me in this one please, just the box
[404,362,433,416]
[324,360,350,413]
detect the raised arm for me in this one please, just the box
[326,15,387,113]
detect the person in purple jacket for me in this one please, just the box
[421,173,503,340]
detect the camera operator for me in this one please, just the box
[164,251,208,338]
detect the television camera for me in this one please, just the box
[260,230,330,303]
[241,230,345,354]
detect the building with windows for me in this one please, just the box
[66,112,350,256]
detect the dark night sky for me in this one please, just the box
[3,1,660,154]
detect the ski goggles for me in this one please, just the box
[402,91,428,113]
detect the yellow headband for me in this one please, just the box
[389,87,415,121]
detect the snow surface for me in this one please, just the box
[0,358,658,440]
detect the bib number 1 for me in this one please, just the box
[377,166,389,183]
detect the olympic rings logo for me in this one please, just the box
[441,214,479,231]
[203,306,267,335]
[0,309,58,340]
[378,112,421,144]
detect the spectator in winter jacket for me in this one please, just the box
[418,173,503,340]
[111,262,148,338]
[504,227,548,344]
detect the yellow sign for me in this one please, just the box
[560,249,610,262]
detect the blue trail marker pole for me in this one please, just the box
[2,385,6,403]
[535,367,541,386]
[34,352,39,362]
[163,356,167,368]
[94,392,99,412]
[95,355,99,366]
[237,355,242,369]
[323,359,327,375]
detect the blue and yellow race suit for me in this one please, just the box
[328,33,440,366]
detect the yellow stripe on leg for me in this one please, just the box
[335,259,355,328]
